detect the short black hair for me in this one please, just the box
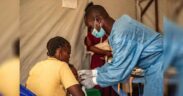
[14,39,19,56]
[85,2,94,13]
[84,5,109,19]
[47,36,70,56]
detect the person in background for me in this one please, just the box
[26,36,85,96]
[85,27,118,96]
[83,3,121,96]
[0,39,20,96]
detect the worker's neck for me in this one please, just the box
[104,17,115,35]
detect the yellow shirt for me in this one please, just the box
[26,57,78,96]
[0,57,20,96]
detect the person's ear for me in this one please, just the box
[59,48,63,56]
[55,48,62,59]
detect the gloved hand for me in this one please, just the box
[78,69,97,80]
[81,77,96,89]
[78,70,92,76]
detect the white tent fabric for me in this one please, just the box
[0,0,19,64]
[92,0,136,19]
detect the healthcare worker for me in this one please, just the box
[79,5,163,96]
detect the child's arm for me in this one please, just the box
[67,84,85,96]
[61,63,85,96]
[68,64,79,81]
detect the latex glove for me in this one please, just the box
[78,69,97,79]
[81,77,96,89]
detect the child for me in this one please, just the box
[26,36,84,96]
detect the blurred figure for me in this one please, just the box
[164,18,183,96]
[163,0,183,96]
[0,39,20,96]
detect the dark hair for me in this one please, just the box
[84,4,109,19]
[85,2,94,12]
[14,39,19,56]
[47,36,70,56]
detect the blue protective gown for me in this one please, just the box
[96,15,163,96]
[163,18,183,96]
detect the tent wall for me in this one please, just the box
[93,0,166,32]
[166,0,183,26]
[92,0,136,19]
[0,0,19,64]
[136,0,166,32]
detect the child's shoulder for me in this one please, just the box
[34,58,67,68]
